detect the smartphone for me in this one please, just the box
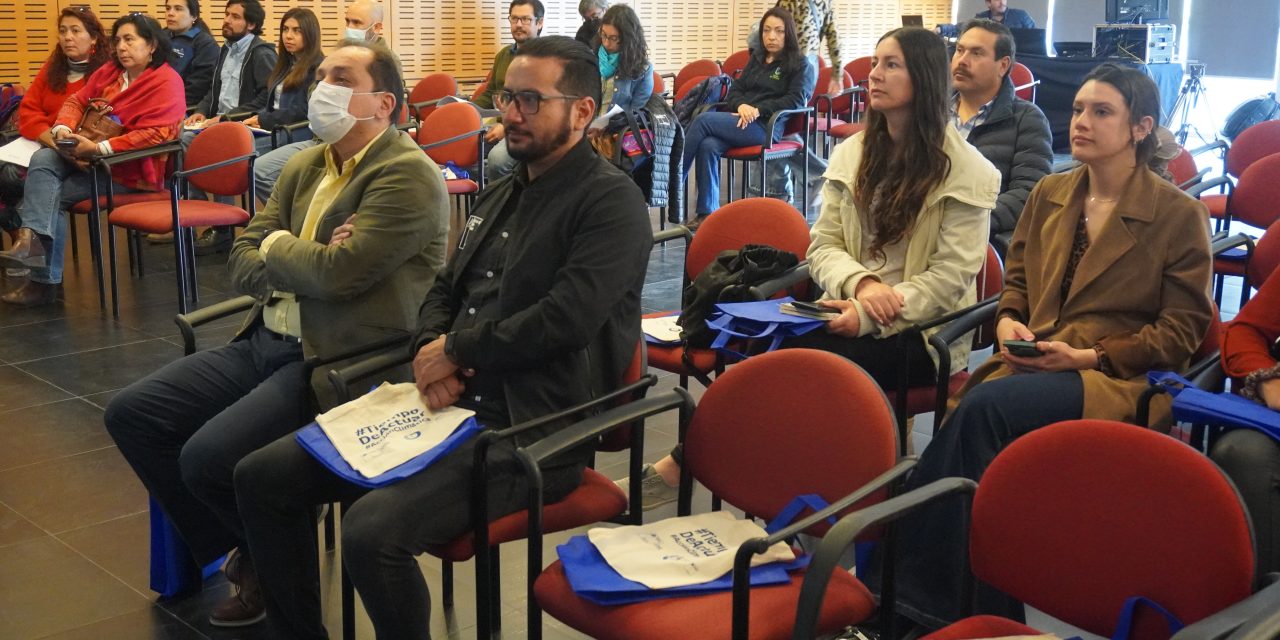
[790,300,831,314]
[55,137,77,151]
[1002,339,1043,358]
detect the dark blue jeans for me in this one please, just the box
[682,111,783,216]
[881,371,1084,629]
[104,326,309,565]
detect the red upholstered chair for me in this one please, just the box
[108,123,255,316]
[720,70,816,212]
[843,57,873,120]
[406,72,458,122]
[1247,218,1280,286]
[469,69,492,103]
[651,69,666,98]
[721,49,751,79]
[811,68,855,157]
[795,419,1276,640]
[1168,145,1210,190]
[326,340,664,640]
[884,245,1004,451]
[645,197,811,391]
[419,102,485,225]
[1189,119,1280,230]
[673,74,709,103]
[1010,62,1038,102]
[665,58,721,97]
[1206,152,1280,307]
[537,348,911,640]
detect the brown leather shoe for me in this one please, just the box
[684,214,711,232]
[0,280,58,307]
[0,228,49,268]
[209,549,265,627]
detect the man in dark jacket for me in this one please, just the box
[165,0,219,108]
[232,36,652,638]
[951,19,1051,255]
[180,0,276,253]
[938,0,1036,37]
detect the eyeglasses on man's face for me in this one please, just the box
[495,89,580,115]
[508,15,536,25]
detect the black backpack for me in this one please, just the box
[673,74,732,129]
[1222,93,1280,142]
[677,244,799,349]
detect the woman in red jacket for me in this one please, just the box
[0,6,110,233]
[1211,271,1280,574]
[0,13,184,306]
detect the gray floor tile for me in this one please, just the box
[0,502,45,549]
[15,338,182,397]
[0,364,74,413]
[0,447,147,535]
[57,511,154,596]
[30,607,206,640]
[0,398,117,472]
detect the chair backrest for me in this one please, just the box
[185,121,254,196]
[420,102,483,167]
[684,349,898,534]
[673,74,709,104]
[826,70,857,114]
[971,420,1255,640]
[1167,146,1200,189]
[408,72,458,121]
[973,245,1005,349]
[470,69,493,103]
[1229,151,1280,229]
[685,197,811,280]
[675,59,721,93]
[597,339,648,452]
[721,49,750,79]
[1010,62,1036,102]
[1247,218,1280,286]
[1226,119,1280,180]
[651,69,666,96]
[844,57,872,88]
[810,67,835,107]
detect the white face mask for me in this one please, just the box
[345,26,371,41]
[308,81,380,144]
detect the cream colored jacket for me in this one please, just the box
[807,125,1000,374]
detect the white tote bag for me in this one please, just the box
[315,382,476,479]
[587,511,795,589]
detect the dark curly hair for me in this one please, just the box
[594,4,648,80]
[48,7,111,93]
[856,27,952,262]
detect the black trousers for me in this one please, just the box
[104,326,310,565]
[1211,428,1280,575]
[882,370,1084,629]
[235,429,583,640]
[671,332,936,466]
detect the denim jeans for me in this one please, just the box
[254,139,320,203]
[484,138,518,183]
[682,112,781,216]
[19,148,139,284]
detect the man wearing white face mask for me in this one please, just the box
[104,40,448,629]
[250,0,402,209]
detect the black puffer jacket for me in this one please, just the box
[643,93,682,214]
[965,78,1053,250]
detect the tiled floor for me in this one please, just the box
[0,197,1246,639]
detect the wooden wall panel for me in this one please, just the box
[0,0,951,88]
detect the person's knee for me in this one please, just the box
[103,384,141,440]
[179,432,233,500]
[340,501,397,566]
[1211,430,1278,475]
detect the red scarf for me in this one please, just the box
[59,63,185,191]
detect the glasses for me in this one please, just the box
[496,89,580,115]
[598,30,621,44]
[508,16,536,25]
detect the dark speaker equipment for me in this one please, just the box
[1106,0,1169,23]
[1222,94,1280,142]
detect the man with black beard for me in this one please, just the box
[233,36,653,639]
[181,0,276,253]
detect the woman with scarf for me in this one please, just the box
[0,13,185,306]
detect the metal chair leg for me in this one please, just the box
[107,224,120,318]
[442,559,454,607]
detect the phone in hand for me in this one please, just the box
[790,301,832,315]
[55,137,78,152]
[1002,339,1043,358]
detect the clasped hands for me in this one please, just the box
[996,316,1099,374]
[735,104,760,129]
[812,278,905,337]
[413,336,475,410]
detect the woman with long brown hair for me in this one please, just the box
[242,7,323,147]
[0,6,110,237]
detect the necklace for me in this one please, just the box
[1087,195,1117,203]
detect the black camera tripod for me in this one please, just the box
[1165,62,1216,146]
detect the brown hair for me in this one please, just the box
[268,8,323,93]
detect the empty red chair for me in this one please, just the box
[419,102,485,227]
[668,59,721,96]
[721,49,750,79]
[406,72,457,122]
[1209,153,1280,306]
[1010,62,1038,102]
[1190,119,1280,227]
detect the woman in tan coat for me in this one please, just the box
[885,63,1214,630]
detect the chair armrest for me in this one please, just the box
[918,296,1000,339]
[761,107,812,151]
[174,295,256,356]
[306,333,409,375]
[1134,351,1224,428]
[1212,232,1254,257]
[518,384,690,464]
[494,374,662,443]
[693,101,729,118]
[1175,574,1280,640]
[1188,139,1228,159]
[222,111,255,122]
[409,97,449,112]
[1176,167,1212,191]
[746,262,810,301]
[272,120,311,147]
[653,225,693,247]
[172,151,258,180]
[326,345,416,404]
[1186,175,1232,200]
[792,477,979,640]
[420,129,484,152]
[92,140,185,168]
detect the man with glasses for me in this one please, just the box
[575,0,608,45]
[476,0,545,182]
[234,35,651,638]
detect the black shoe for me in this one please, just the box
[194,227,233,256]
